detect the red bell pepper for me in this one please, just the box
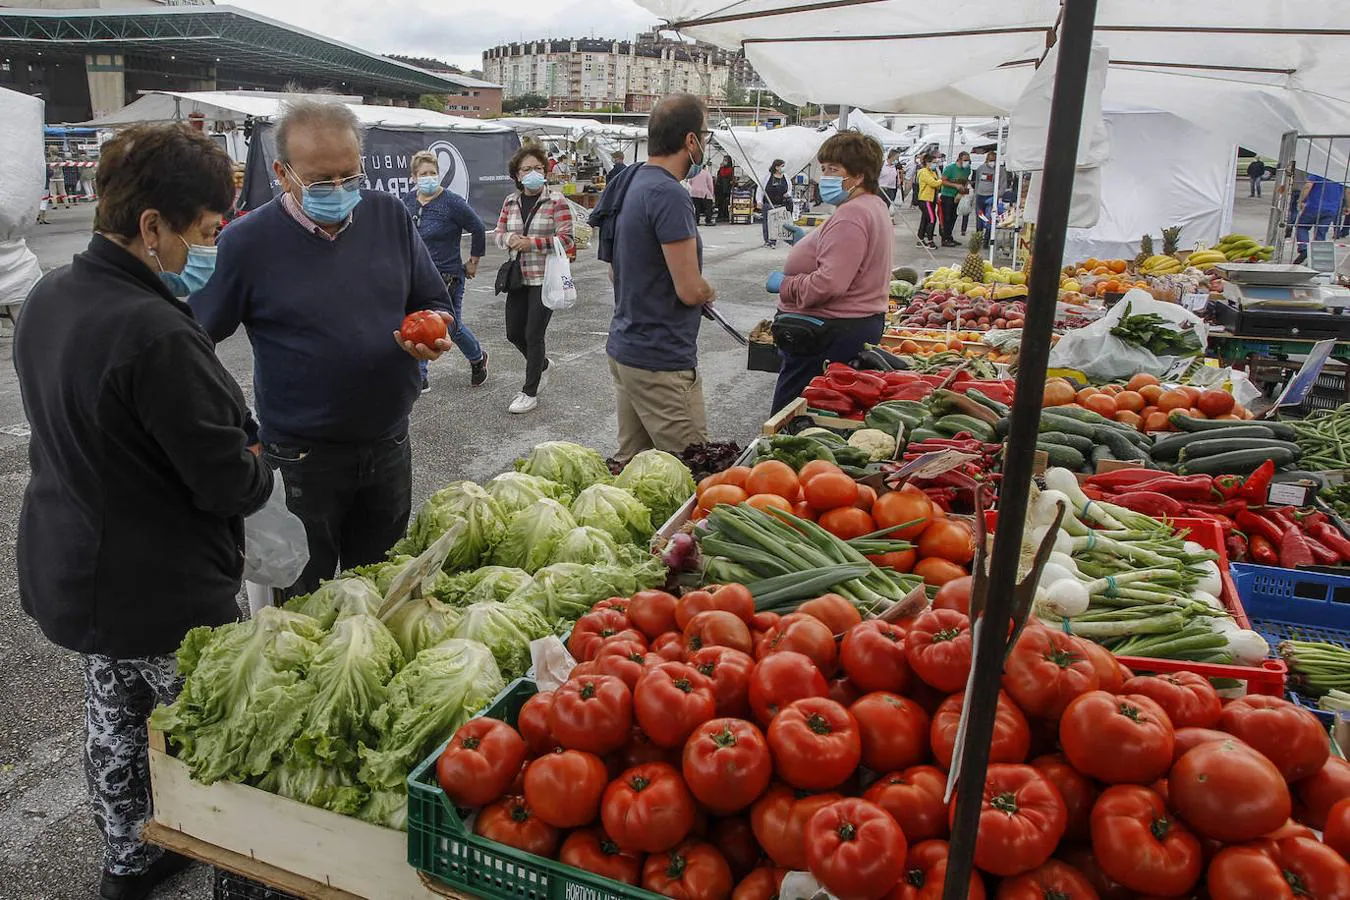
[917,374,948,388]
[1239,459,1276,504]
[1180,499,1246,517]
[824,371,881,407]
[802,386,857,417]
[1186,510,1237,532]
[882,382,933,402]
[825,361,856,376]
[1081,485,1107,501]
[1303,535,1340,566]
[1112,474,1215,502]
[1308,521,1350,561]
[881,371,920,387]
[1249,534,1279,566]
[1279,527,1316,568]
[1110,491,1187,519]
[1236,509,1285,546]
[1214,474,1245,501]
[1225,533,1249,563]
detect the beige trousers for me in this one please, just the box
[609,357,708,466]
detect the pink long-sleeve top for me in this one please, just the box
[778,192,893,319]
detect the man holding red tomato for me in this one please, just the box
[192,97,455,596]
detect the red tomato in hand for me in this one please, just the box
[931,690,1030,771]
[1218,694,1330,782]
[1122,671,1222,728]
[803,798,907,900]
[635,662,717,748]
[517,691,559,757]
[747,651,828,727]
[863,765,949,843]
[710,817,761,882]
[849,691,930,773]
[629,589,680,639]
[523,749,608,828]
[892,840,986,900]
[994,859,1099,900]
[474,794,558,856]
[689,646,755,719]
[1090,784,1202,896]
[1325,797,1350,860]
[1296,756,1350,830]
[685,610,754,655]
[751,784,843,871]
[767,697,861,791]
[436,717,527,807]
[570,608,644,661]
[400,309,448,346]
[840,620,911,694]
[957,763,1067,877]
[682,718,773,815]
[759,613,838,676]
[904,608,973,693]
[1170,738,1292,843]
[1060,691,1175,785]
[732,867,786,900]
[1207,835,1350,900]
[548,673,633,756]
[602,761,698,853]
[593,641,658,691]
[1003,628,1100,720]
[1031,753,1097,843]
[642,840,734,900]
[796,593,863,635]
[559,827,643,884]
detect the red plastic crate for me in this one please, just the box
[984,511,1286,695]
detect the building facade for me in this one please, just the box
[386,54,502,118]
[482,37,734,112]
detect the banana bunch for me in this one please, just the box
[1140,254,1183,275]
[1185,248,1229,267]
[1215,233,1274,262]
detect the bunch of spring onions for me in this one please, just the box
[698,503,925,615]
[1280,640,1350,709]
[1021,468,1269,666]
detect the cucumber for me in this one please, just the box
[935,414,996,442]
[1038,431,1095,455]
[908,427,944,444]
[1176,447,1299,475]
[1047,404,1149,444]
[1093,426,1153,463]
[1169,411,1296,441]
[1091,445,1116,467]
[1178,438,1302,461]
[1038,411,1097,439]
[1038,441,1085,470]
[964,388,1010,417]
[1148,425,1276,461]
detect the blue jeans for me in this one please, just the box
[1297,210,1337,251]
[975,194,994,232]
[420,272,484,378]
[771,314,886,414]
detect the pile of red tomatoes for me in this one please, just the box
[435,584,1350,900]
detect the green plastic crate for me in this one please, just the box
[406,678,663,900]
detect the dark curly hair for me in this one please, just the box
[508,139,549,188]
[93,124,235,238]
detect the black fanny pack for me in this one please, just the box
[771,313,837,357]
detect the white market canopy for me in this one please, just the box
[638,0,1350,160]
[496,117,645,141]
[80,90,512,133]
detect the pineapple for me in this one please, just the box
[1135,233,1154,271]
[1161,225,1182,257]
[960,231,986,283]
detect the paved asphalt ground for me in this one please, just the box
[0,189,1269,899]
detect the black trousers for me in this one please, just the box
[266,435,412,596]
[506,285,553,396]
[771,314,886,414]
[940,195,959,241]
[694,197,716,225]
[918,200,938,240]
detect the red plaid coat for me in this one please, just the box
[493,190,575,286]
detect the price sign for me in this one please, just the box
[1182,292,1209,312]
[1275,339,1337,407]
[890,449,981,481]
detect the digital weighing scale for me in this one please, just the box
[1214,262,1350,339]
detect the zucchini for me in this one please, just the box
[1093,426,1152,463]
[964,388,1010,417]
[929,389,1001,425]
[1148,425,1276,461]
[1178,438,1302,461]
[1091,445,1116,466]
[908,427,944,444]
[1176,447,1299,475]
[1038,431,1095,455]
[935,414,997,441]
[1048,404,1150,444]
[1038,441,1085,470]
[1038,411,1097,438]
[1169,411,1297,441]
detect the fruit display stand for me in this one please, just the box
[146,731,472,900]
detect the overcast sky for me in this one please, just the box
[228,0,663,73]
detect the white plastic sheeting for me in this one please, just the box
[0,87,44,307]
[845,110,911,148]
[496,117,649,170]
[711,125,832,192]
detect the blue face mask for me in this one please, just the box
[156,236,217,297]
[416,175,441,195]
[686,138,706,179]
[520,171,547,192]
[301,185,362,224]
[819,175,848,205]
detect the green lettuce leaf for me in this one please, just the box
[509,559,668,624]
[357,786,408,831]
[614,449,696,527]
[490,498,577,573]
[570,484,654,545]
[357,639,504,790]
[433,566,534,608]
[385,597,462,661]
[282,578,383,629]
[550,525,622,566]
[397,482,507,568]
[485,472,573,520]
[257,757,367,816]
[452,601,551,679]
[514,441,612,494]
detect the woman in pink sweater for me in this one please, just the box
[766,133,894,413]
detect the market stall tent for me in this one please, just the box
[710,124,832,195]
[495,117,649,170]
[0,86,43,312]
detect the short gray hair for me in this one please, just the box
[274,97,363,163]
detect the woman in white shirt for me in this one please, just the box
[879,149,900,206]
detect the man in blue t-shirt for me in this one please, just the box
[1295,173,1347,264]
[606,93,715,465]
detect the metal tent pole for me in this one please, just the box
[990,117,1007,265]
[940,1,1100,897]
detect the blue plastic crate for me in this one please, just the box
[1231,562,1350,726]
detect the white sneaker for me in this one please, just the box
[537,358,553,393]
[508,392,538,414]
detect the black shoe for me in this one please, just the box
[941,239,960,247]
[420,374,431,394]
[470,349,489,387]
[100,851,194,900]
[1295,250,1308,265]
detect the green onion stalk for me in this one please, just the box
[1281,640,1350,694]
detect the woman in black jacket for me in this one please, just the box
[762,158,791,247]
[14,124,272,900]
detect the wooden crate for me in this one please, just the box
[762,397,864,436]
[147,729,460,900]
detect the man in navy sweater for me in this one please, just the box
[192,97,453,595]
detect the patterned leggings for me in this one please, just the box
[82,653,181,876]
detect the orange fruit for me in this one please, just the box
[701,484,748,509]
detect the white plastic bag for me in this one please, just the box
[242,474,309,588]
[541,236,578,311]
[956,191,975,217]
[1047,288,1208,381]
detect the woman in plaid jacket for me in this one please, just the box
[494,142,575,414]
